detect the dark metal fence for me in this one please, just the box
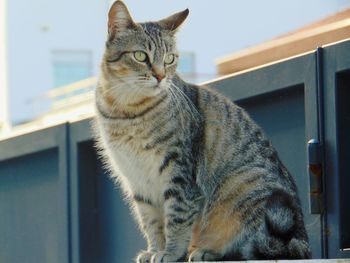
[1,39,349,263]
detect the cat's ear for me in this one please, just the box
[157,9,189,33]
[108,0,137,39]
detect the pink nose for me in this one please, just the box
[152,67,166,83]
[153,73,165,83]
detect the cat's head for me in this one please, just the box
[100,0,188,99]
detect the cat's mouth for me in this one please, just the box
[142,84,165,97]
[150,81,167,90]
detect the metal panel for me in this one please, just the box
[0,124,70,263]
[322,39,350,258]
[69,119,146,263]
[210,52,323,258]
[0,126,66,161]
[336,71,350,250]
[68,119,93,263]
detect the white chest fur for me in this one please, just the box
[99,125,166,205]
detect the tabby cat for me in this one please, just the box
[94,1,311,262]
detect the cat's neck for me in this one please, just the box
[95,82,168,120]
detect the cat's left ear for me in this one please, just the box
[108,0,137,39]
[157,9,189,33]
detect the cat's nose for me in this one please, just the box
[153,73,165,83]
[152,67,165,83]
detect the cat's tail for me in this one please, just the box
[265,189,312,259]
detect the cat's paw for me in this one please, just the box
[188,249,219,262]
[150,251,182,263]
[136,250,153,263]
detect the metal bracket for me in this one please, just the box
[308,139,324,214]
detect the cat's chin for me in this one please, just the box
[142,85,165,94]
[120,86,165,105]
[140,82,169,95]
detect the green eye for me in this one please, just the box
[164,54,175,65]
[134,51,147,62]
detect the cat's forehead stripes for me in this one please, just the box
[141,23,171,57]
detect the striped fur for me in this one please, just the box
[93,1,311,262]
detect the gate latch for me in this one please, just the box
[307,139,323,214]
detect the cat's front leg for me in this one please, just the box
[134,201,165,263]
[151,179,201,263]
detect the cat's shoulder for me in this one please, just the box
[172,74,225,98]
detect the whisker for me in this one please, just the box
[168,82,201,126]
[167,85,187,128]
[107,98,119,119]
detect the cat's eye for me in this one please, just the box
[164,54,175,65]
[134,51,148,62]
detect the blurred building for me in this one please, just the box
[3,0,109,126]
[217,8,350,75]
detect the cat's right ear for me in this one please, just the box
[157,9,189,33]
[108,0,136,40]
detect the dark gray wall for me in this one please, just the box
[0,125,69,263]
[77,141,146,263]
[322,40,350,258]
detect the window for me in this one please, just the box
[52,50,92,88]
[178,52,195,77]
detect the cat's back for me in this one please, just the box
[192,83,298,197]
[190,84,310,259]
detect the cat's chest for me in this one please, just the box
[107,132,166,204]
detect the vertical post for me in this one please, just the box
[0,0,10,134]
[316,47,328,259]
